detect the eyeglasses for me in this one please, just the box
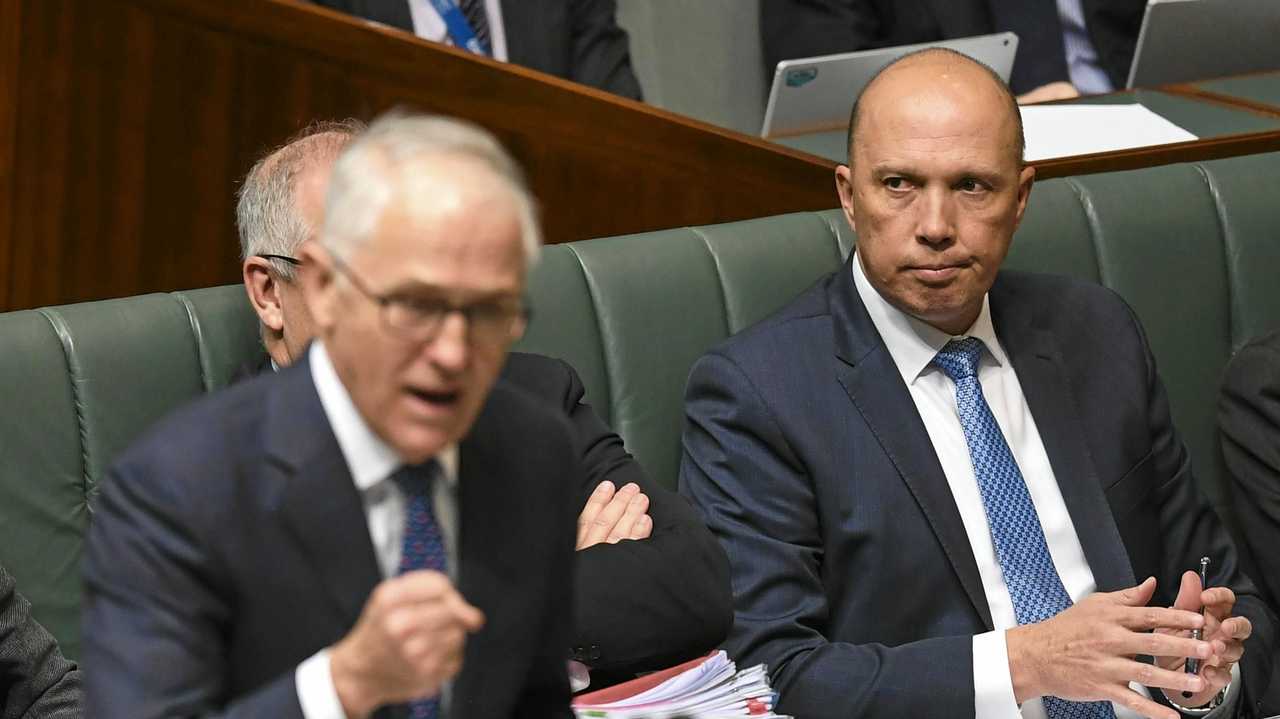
[327,252,529,345]
[256,253,301,267]
[255,254,301,279]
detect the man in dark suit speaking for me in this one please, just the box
[235,121,732,687]
[83,113,579,718]
[680,49,1275,719]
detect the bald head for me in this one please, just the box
[237,120,365,279]
[846,48,1024,167]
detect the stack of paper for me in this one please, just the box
[1019,104,1198,161]
[572,650,790,719]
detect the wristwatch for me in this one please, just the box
[1166,685,1227,715]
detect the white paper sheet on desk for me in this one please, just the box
[1019,104,1198,162]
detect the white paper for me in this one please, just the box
[1019,104,1198,161]
[573,650,791,718]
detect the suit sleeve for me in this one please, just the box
[568,0,643,100]
[679,351,974,719]
[550,359,733,676]
[0,564,82,719]
[82,461,304,719]
[1219,338,1280,608]
[1125,311,1277,718]
[760,0,881,79]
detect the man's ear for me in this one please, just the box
[1011,164,1037,232]
[242,258,284,332]
[835,164,858,233]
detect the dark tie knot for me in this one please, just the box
[932,337,986,381]
[392,460,440,499]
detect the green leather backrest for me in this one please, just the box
[3,152,1279,659]
[0,290,259,658]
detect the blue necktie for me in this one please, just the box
[393,461,447,719]
[933,338,1115,719]
[458,0,491,55]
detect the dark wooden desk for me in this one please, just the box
[769,87,1280,180]
[1167,70,1280,119]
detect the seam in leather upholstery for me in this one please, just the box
[1191,163,1240,351]
[36,308,93,511]
[172,292,213,393]
[819,209,855,260]
[1065,178,1110,289]
[564,245,615,427]
[689,227,733,337]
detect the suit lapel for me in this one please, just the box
[362,0,415,31]
[266,361,383,625]
[497,0,530,64]
[829,258,993,629]
[991,280,1136,592]
[451,392,527,714]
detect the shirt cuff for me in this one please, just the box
[973,629,1023,719]
[296,649,348,719]
[1206,663,1242,716]
[1167,662,1241,716]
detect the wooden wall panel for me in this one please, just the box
[1,0,839,310]
[0,0,22,310]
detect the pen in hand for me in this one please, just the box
[1183,556,1211,698]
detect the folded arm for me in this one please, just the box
[544,357,732,675]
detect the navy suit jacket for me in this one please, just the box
[230,351,733,680]
[1219,330,1280,714]
[680,254,1277,718]
[83,358,579,718]
[308,0,642,100]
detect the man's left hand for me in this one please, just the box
[1155,570,1252,708]
[576,481,653,550]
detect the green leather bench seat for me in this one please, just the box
[3,152,1279,660]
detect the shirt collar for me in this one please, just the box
[308,342,459,492]
[850,251,1008,386]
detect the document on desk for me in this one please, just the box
[1019,104,1198,162]
[572,649,791,718]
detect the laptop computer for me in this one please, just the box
[1127,0,1280,88]
[761,32,1019,139]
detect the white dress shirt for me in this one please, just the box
[407,0,509,62]
[851,255,1234,718]
[295,342,460,719]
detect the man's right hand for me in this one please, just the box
[1006,577,1213,719]
[329,570,485,719]
[576,480,652,550]
[1017,80,1081,104]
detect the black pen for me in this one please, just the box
[1183,556,1211,697]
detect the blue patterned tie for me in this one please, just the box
[933,338,1115,719]
[393,461,447,719]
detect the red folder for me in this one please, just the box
[572,651,721,706]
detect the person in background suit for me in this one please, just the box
[237,121,731,687]
[0,562,81,718]
[680,48,1274,719]
[309,0,642,100]
[1219,329,1280,714]
[84,112,580,718]
[761,0,1146,102]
